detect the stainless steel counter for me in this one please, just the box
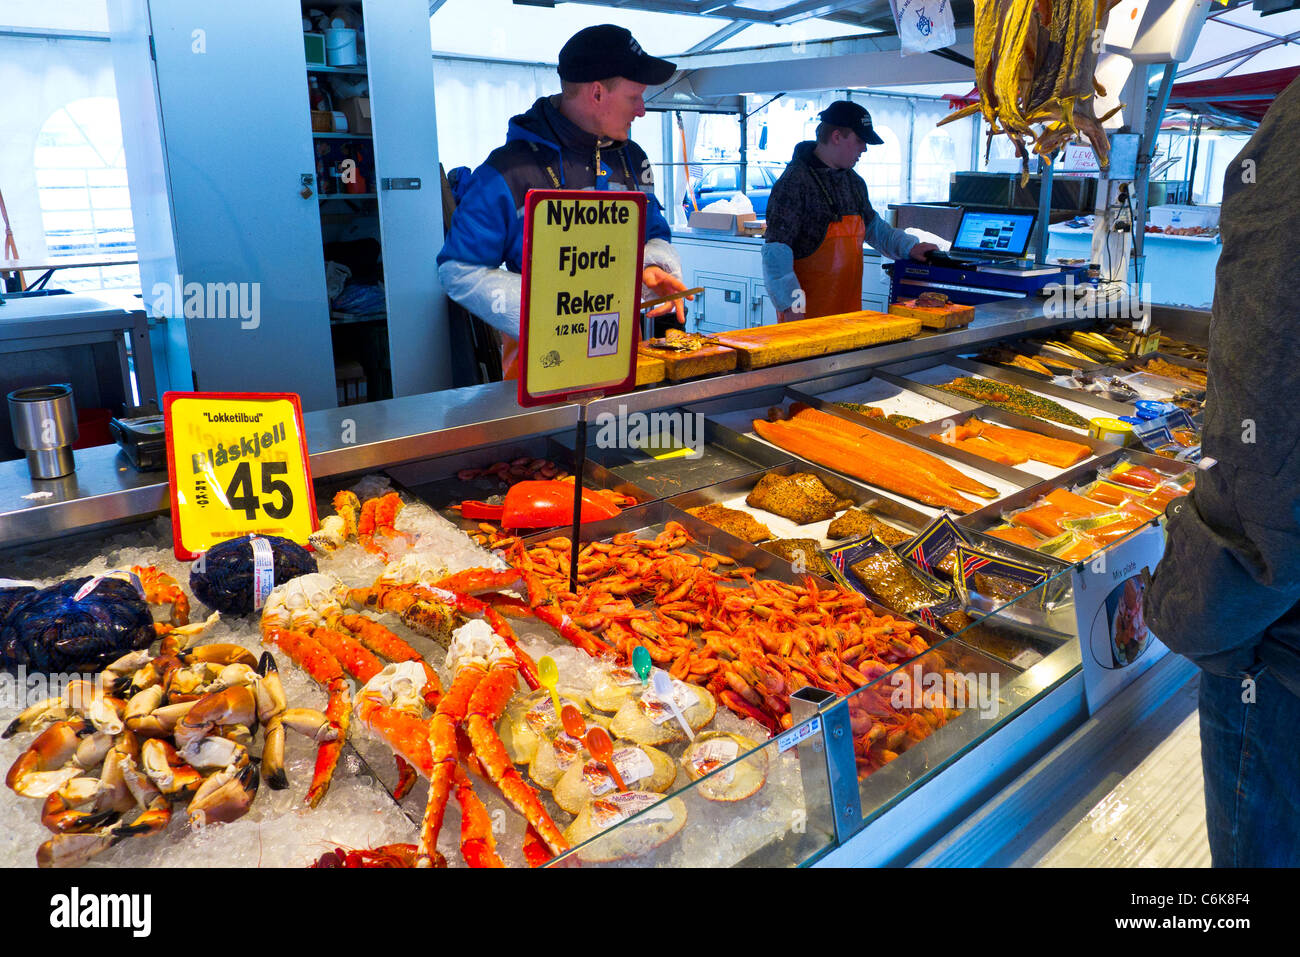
[0,296,1092,548]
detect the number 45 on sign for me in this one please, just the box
[163,392,319,561]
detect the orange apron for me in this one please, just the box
[789,214,866,321]
[499,334,521,381]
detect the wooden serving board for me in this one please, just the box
[637,341,738,381]
[708,311,921,370]
[890,299,975,330]
[636,354,666,386]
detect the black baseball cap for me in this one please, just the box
[558,25,676,86]
[818,100,885,146]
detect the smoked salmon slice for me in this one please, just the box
[785,406,999,498]
[1010,503,1070,537]
[952,435,1030,465]
[1043,487,1112,518]
[751,418,983,514]
[985,525,1046,549]
[1082,481,1137,507]
[970,421,1091,468]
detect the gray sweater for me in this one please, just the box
[1146,77,1300,697]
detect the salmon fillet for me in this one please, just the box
[788,405,999,498]
[752,418,982,514]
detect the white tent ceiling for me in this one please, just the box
[424,0,1299,92]
[1175,3,1299,78]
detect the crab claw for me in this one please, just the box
[188,757,259,827]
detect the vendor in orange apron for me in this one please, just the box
[762,101,937,324]
[790,201,866,321]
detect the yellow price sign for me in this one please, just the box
[518,189,646,406]
[163,392,318,560]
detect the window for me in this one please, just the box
[857,124,904,208]
[33,96,139,293]
[704,166,739,192]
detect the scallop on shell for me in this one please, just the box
[552,741,676,815]
[562,790,688,863]
[609,680,716,746]
[680,731,768,802]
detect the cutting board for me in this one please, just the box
[637,340,737,381]
[890,299,975,330]
[708,311,921,370]
[636,354,666,386]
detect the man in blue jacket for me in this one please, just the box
[437,24,688,379]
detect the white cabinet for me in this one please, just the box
[674,232,897,333]
[109,0,449,410]
[693,273,749,335]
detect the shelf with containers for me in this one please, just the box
[111,0,451,411]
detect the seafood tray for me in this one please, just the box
[666,462,919,552]
[569,411,792,500]
[1098,353,1208,401]
[786,386,1041,489]
[1110,350,1207,376]
[945,358,1135,417]
[701,399,1028,520]
[386,435,654,536]
[957,449,1192,559]
[793,369,965,425]
[906,407,1118,483]
[888,361,1124,433]
[0,486,833,870]
[974,340,1110,377]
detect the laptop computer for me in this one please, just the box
[925,209,1038,269]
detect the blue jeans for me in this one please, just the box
[1199,665,1300,866]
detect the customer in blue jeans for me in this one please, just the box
[1146,77,1300,867]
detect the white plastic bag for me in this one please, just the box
[888,0,956,55]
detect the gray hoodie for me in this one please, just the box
[1146,77,1300,697]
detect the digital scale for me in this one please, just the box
[888,208,1089,305]
[109,414,168,471]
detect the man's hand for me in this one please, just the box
[642,266,692,324]
[777,308,802,323]
[909,242,939,262]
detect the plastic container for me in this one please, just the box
[1088,416,1135,446]
[325,27,358,66]
[1133,399,1177,420]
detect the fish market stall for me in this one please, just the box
[0,298,1208,867]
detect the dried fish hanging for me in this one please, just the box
[939,0,1125,182]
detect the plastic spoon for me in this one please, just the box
[538,655,562,720]
[560,704,587,741]
[631,645,652,686]
[652,669,695,741]
[584,725,627,792]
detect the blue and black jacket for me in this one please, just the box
[438,95,673,274]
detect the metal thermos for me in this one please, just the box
[8,384,78,479]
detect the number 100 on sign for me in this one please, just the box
[588,312,619,358]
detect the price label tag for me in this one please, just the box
[163,392,318,560]
[518,189,645,407]
[587,311,620,359]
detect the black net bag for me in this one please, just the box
[189,535,318,617]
